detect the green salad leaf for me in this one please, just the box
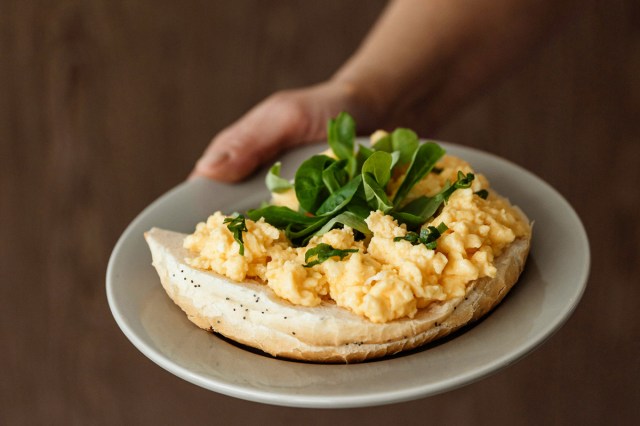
[327,112,355,161]
[371,133,392,152]
[246,205,326,246]
[294,155,334,214]
[285,217,331,245]
[390,128,420,166]
[327,112,357,179]
[265,162,293,193]
[313,211,371,239]
[362,173,393,213]
[250,112,475,247]
[370,129,418,167]
[356,143,374,164]
[315,175,363,216]
[392,142,446,207]
[246,205,317,228]
[362,151,392,189]
[322,159,348,194]
[392,171,476,228]
[361,151,394,212]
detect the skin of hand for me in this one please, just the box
[189,81,380,182]
[191,0,576,182]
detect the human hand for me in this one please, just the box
[191,0,574,183]
[189,81,378,182]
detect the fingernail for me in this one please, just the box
[191,151,232,180]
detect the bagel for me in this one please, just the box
[145,215,530,363]
[145,114,532,363]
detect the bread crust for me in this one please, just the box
[145,215,531,363]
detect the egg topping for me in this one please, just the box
[183,155,530,323]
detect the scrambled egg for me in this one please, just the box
[184,154,530,323]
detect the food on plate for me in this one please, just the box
[145,112,532,362]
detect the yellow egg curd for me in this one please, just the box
[183,155,530,323]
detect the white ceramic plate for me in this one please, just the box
[106,141,589,408]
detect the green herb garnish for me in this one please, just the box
[475,189,489,199]
[223,215,248,255]
[303,243,358,268]
[248,112,475,246]
[394,222,449,250]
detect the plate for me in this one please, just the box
[106,141,589,408]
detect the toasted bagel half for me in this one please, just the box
[145,224,530,363]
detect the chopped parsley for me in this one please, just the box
[223,215,248,255]
[475,189,489,199]
[394,222,449,250]
[303,243,358,268]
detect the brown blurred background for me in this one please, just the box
[1,0,639,424]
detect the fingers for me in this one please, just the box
[190,91,318,182]
[190,81,379,182]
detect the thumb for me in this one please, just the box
[190,92,322,182]
[189,80,377,182]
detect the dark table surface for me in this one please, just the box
[1,1,639,424]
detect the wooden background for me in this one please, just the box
[1,0,639,424]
